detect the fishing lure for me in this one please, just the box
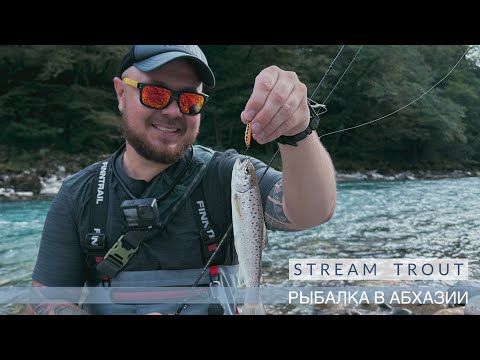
[244,122,252,149]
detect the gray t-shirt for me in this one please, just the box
[32,147,281,287]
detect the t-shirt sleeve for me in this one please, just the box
[249,157,282,210]
[32,182,86,287]
[216,149,282,217]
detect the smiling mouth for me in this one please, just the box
[152,124,179,133]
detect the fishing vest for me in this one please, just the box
[80,145,239,315]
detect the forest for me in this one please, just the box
[1,45,479,173]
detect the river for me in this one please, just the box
[1,177,479,315]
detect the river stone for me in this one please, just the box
[390,308,412,315]
[433,307,465,315]
[450,280,480,302]
[11,173,41,194]
[464,295,480,315]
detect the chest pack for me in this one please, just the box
[82,145,235,286]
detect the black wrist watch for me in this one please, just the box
[277,103,320,147]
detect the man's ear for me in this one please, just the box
[113,77,125,113]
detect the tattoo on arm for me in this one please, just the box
[30,281,89,315]
[31,303,89,315]
[264,179,294,231]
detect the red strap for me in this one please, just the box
[207,244,217,252]
[94,257,109,281]
[209,265,219,276]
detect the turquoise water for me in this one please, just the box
[263,177,480,280]
[1,177,480,314]
[0,201,49,286]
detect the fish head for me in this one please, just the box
[232,157,258,193]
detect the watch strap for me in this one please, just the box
[277,103,320,147]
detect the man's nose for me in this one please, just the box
[161,96,182,116]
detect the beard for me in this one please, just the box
[121,110,199,165]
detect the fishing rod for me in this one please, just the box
[175,45,349,315]
[176,45,472,314]
[322,45,363,105]
[253,46,470,187]
[319,45,471,140]
[174,145,258,315]
[253,44,352,183]
[310,45,346,102]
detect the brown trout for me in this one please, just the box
[231,157,267,315]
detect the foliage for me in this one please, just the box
[1,45,479,171]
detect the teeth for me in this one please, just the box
[153,125,177,133]
[160,128,177,133]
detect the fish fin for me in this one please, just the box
[241,304,266,315]
[261,223,268,250]
[232,193,242,218]
[237,265,246,287]
[232,192,242,247]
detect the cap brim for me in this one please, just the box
[134,51,215,87]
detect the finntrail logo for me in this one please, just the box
[196,200,215,239]
[90,235,100,246]
[96,161,108,204]
[289,258,468,281]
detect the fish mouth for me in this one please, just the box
[234,157,253,171]
[232,158,256,193]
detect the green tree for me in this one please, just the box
[1,45,480,172]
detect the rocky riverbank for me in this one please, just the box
[335,169,480,182]
[1,167,479,201]
[0,166,68,201]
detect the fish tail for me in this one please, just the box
[241,303,266,315]
[241,287,265,315]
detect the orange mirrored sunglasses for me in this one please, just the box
[123,77,209,115]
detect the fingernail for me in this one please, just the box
[245,110,256,122]
[252,122,261,134]
[240,111,247,123]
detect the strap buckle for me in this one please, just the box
[96,235,139,278]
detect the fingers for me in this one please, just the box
[258,83,306,144]
[241,66,310,145]
[241,66,280,125]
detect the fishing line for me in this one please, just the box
[174,221,234,314]
[176,46,350,314]
[319,46,471,140]
[322,45,364,105]
[310,45,347,101]
[175,142,261,314]
[253,45,351,182]
[178,46,471,314]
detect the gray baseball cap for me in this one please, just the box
[118,45,215,87]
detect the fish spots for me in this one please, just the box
[231,157,267,294]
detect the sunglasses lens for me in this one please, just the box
[179,93,205,115]
[142,85,171,109]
